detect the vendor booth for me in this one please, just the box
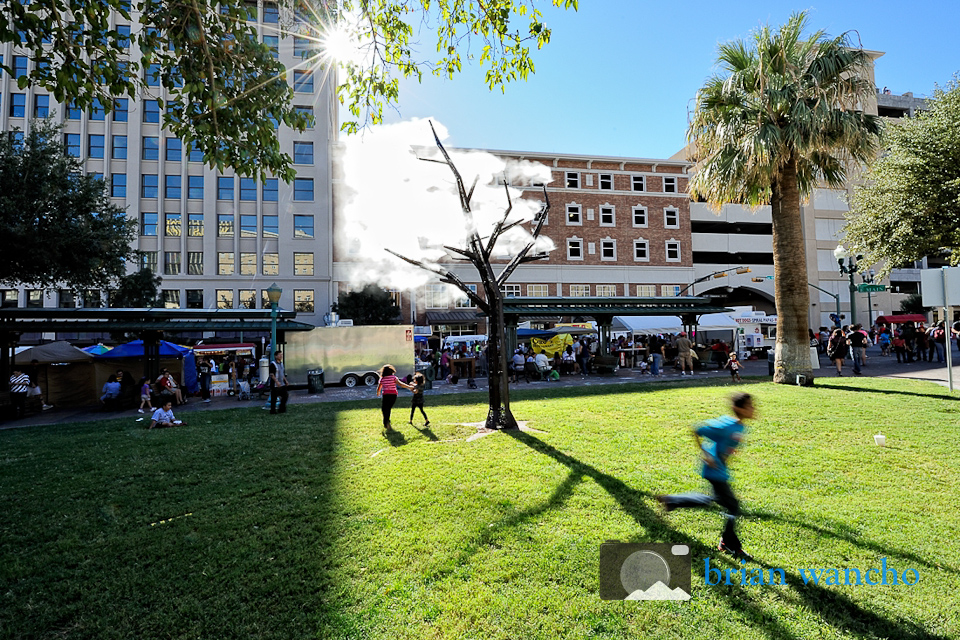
[94,340,199,395]
[14,341,98,408]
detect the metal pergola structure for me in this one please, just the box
[0,308,314,392]
[500,296,735,355]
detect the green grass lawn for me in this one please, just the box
[2,377,959,639]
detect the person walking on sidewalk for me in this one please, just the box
[847,324,866,375]
[676,332,694,376]
[198,356,213,403]
[827,328,849,375]
[658,392,756,560]
[269,351,289,414]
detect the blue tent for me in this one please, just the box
[517,328,556,339]
[95,340,199,393]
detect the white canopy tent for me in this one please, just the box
[611,313,740,336]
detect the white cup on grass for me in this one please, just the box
[874,434,886,447]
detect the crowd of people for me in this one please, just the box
[820,320,957,376]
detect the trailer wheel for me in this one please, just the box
[342,374,359,388]
[363,372,380,387]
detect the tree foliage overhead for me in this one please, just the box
[109,268,163,308]
[332,284,401,325]
[0,0,577,179]
[845,77,960,277]
[687,11,882,383]
[0,120,137,291]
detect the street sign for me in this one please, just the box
[857,284,885,293]
[921,267,960,307]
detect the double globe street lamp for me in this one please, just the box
[834,245,862,327]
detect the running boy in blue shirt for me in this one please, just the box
[658,392,755,560]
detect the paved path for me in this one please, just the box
[4,343,958,430]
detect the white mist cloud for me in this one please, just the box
[335,118,554,297]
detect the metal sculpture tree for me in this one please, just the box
[387,124,550,430]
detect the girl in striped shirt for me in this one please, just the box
[376,364,413,430]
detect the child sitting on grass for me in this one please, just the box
[149,400,185,429]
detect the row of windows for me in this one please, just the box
[115,175,312,201]
[140,212,314,238]
[63,133,315,166]
[419,283,686,309]
[160,288,315,312]
[565,238,682,262]
[565,204,680,228]
[139,251,315,277]
[562,171,679,193]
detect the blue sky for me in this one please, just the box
[368,0,960,159]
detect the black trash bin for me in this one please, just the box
[307,368,325,393]
[418,364,435,390]
[767,350,775,376]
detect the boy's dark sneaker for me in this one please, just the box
[656,495,675,513]
[718,540,753,561]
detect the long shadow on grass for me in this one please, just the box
[750,509,959,576]
[815,382,956,401]
[505,429,948,640]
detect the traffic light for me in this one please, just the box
[736,267,752,274]
[752,277,765,282]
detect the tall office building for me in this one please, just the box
[0,1,337,333]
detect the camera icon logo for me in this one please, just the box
[599,542,691,600]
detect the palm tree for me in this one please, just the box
[688,11,882,384]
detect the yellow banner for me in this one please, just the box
[531,334,574,357]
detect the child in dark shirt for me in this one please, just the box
[408,372,430,427]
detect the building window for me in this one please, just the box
[635,284,656,297]
[162,290,180,308]
[599,205,615,226]
[599,173,613,190]
[114,98,128,122]
[295,105,315,128]
[145,63,161,86]
[601,239,617,261]
[144,100,160,123]
[142,136,159,160]
[216,290,234,309]
[0,290,18,308]
[293,70,314,93]
[666,240,681,262]
[239,214,256,237]
[64,133,80,157]
[218,252,235,275]
[239,177,256,200]
[663,176,677,193]
[66,100,81,120]
[186,290,203,309]
[188,175,203,199]
[88,134,104,158]
[141,174,158,198]
[9,94,25,117]
[187,212,203,236]
[239,252,256,275]
[217,176,234,200]
[570,284,590,297]
[425,284,446,309]
[633,239,649,262]
[12,55,27,79]
[58,290,76,308]
[632,175,645,192]
[239,289,256,309]
[293,178,314,201]
[293,36,314,58]
[293,215,314,238]
[566,203,582,225]
[263,2,279,22]
[164,252,181,275]
[34,94,49,118]
[188,141,203,162]
[293,141,314,165]
[262,215,278,238]
[661,285,682,296]
[263,179,278,201]
[262,253,279,276]
[501,284,521,298]
[111,135,127,159]
[90,98,105,120]
[218,214,234,237]
[165,212,181,236]
[165,138,182,161]
[294,252,314,275]
[187,252,203,275]
[294,290,315,312]
[455,284,478,308]
[165,175,181,199]
[567,237,583,260]
[664,208,679,228]
[111,174,126,198]
[25,289,43,308]
[527,284,550,297]
[263,34,279,57]
[565,172,579,189]
[141,251,158,272]
[597,284,617,297]
[83,290,102,308]
[632,206,648,227]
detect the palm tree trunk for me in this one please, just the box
[771,156,814,384]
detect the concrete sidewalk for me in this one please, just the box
[4,343,957,430]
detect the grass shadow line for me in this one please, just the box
[815,382,956,401]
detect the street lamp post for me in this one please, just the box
[834,245,861,327]
[267,283,282,361]
[862,268,877,328]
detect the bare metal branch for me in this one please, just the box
[497,189,550,286]
[384,249,489,313]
